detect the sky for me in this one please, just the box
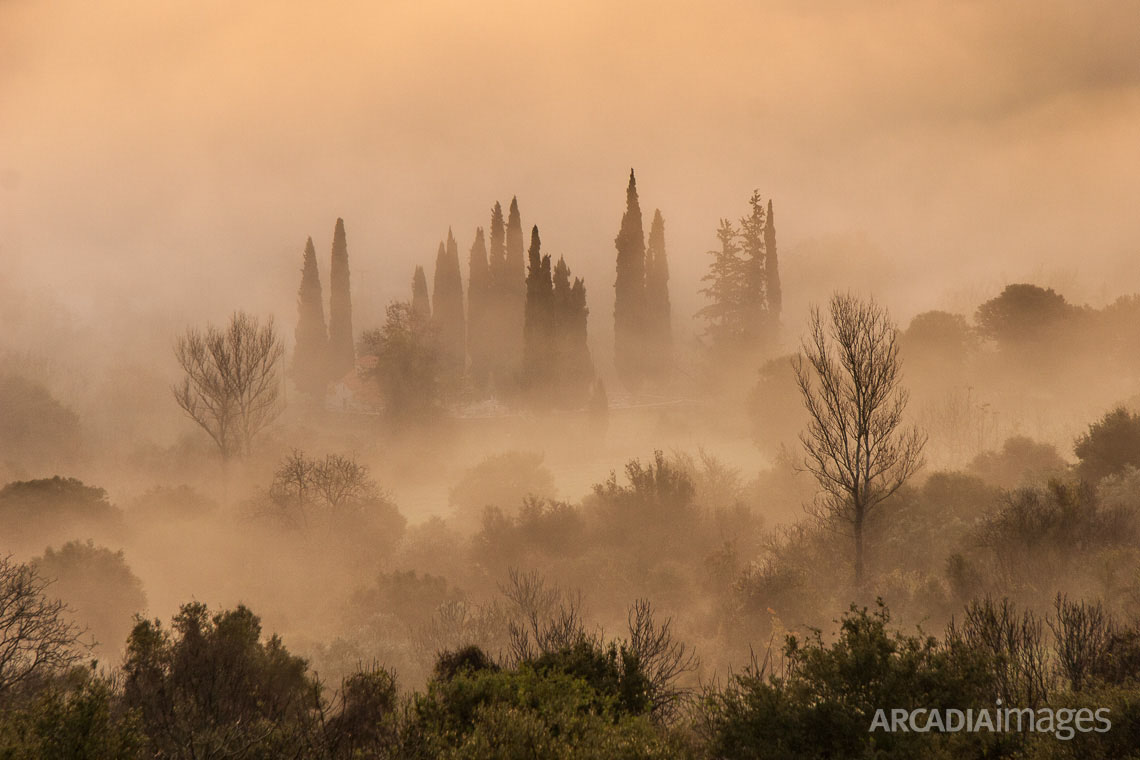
[2,0,1139,360]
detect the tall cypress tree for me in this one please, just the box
[467,227,492,390]
[613,169,646,390]
[553,256,593,404]
[292,236,329,397]
[504,197,526,370]
[644,208,672,378]
[764,198,782,343]
[522,226,554,396]
[411,265,431,321]
[432,230,466,374]
[328,217,355,377]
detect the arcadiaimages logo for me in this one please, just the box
[869,700,1111,740]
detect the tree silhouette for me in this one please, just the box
[291,236,329,398]
[467,227,493,391]
[523,226,554,398]
[327,218,355,378]
[614,169,646,390]
[432,231,466,375]
[173,312,285,460]
[411,265,431,321]
[644,208,672,380]
[794,293,926,586]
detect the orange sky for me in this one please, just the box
[3,0,1139,351]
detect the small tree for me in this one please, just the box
[794,293,926,586]
[173,312,285,460]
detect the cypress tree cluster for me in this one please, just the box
[523,227,594,405]
[291,220,357,399]
[697,191,782,358]
[612,170,673,390]
[432,230,466,375]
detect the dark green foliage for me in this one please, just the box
[411,265,431,321]
[291,236,329,398]
[433,646,500,682]
[0,374,82,479]
[704,603,995,760]
[327,218,355,378]
[361,301,442,423]
[432,231,466,375]
[614,169,647,390]
[1075,406,1140,483]
[33,541,146,656]
[323,668,400,759]
[0,669,145,760]
[644,208,672,380]
[123,603,320,759]
[466,227,493,392]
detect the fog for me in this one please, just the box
[3,2,1140,754]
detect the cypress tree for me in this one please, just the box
[553,256,594,404]
[327,217,355,378]
[292,236,329,397]
[412,265,431,321]
[644,208,672,378]
[522,226,554,396]
[432,231,466,374]
[764,198,782,343]
[613,169,646,390]
[504,197,526,369]
[467,227,492,390]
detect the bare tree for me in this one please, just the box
[265,450,381,529]
[173,312,285,460]
[793,293,926,585]
[0,555,86,694]
[626,599,699,723]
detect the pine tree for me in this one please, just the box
[467,227,492,390]
[327,218,355,378]
[432,231,466,374]
[411,265,431,321]
[644,208,672,379]
[697,219,746,351]
[738,191,768,348]
[614,169,646,390]
[764,198,782,343]
[292,236,329,397]
[522,226,554,396]
[553,256,594,404]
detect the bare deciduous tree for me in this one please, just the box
[173,312,285,460]
[794,293,926,585]
[0,555,86,694]
[265,450,381,528]
[627,598,699,722]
